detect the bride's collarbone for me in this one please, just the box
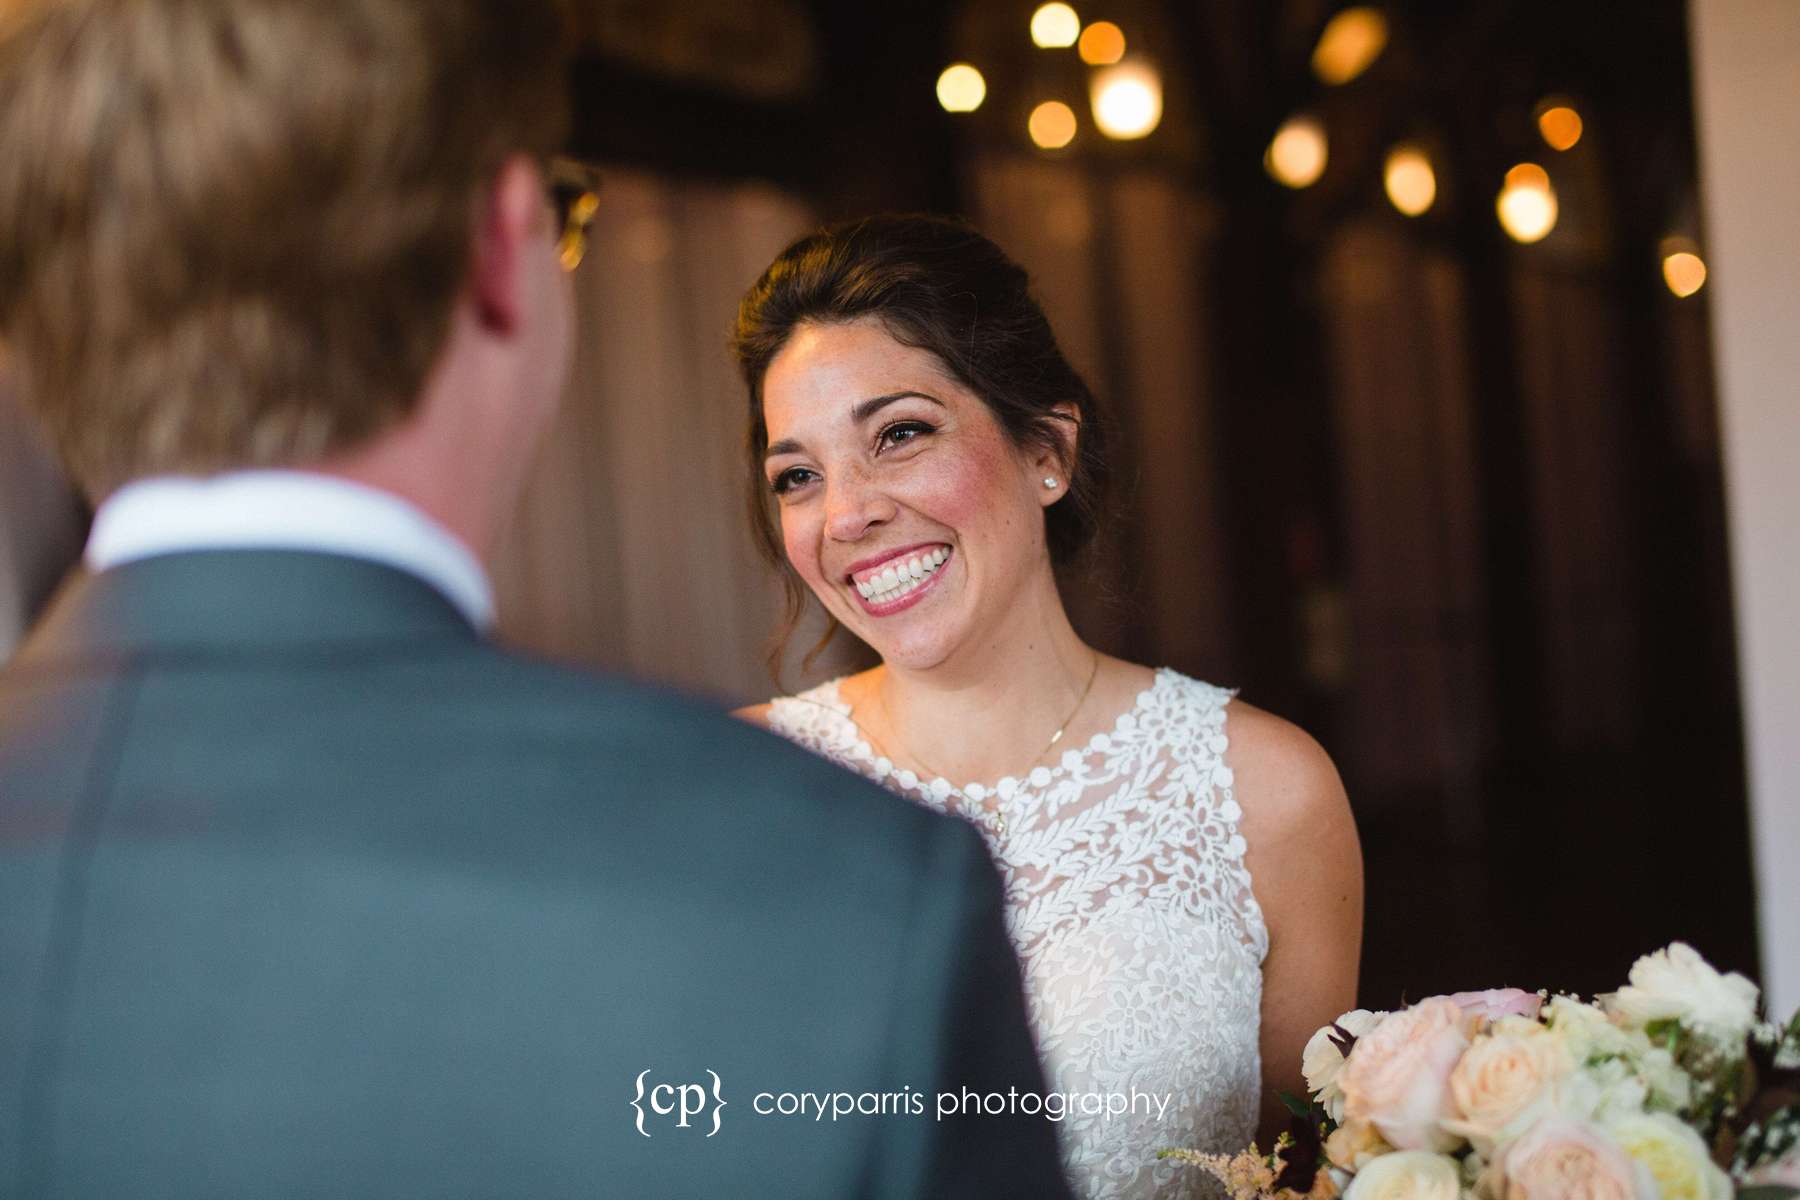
[840,659,1159,785]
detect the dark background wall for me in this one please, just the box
[556,0,1757,1006]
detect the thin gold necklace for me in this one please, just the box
[867,652,1102,835]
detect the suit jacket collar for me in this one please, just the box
[86,471,495,630]
[9,550,482,669]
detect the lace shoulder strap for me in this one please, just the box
[765,678,873,770]
[1152,672,1271,963]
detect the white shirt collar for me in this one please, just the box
[85,470,495,630]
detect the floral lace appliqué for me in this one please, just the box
[769,668,1267,1199]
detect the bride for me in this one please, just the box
[732,214,1362,1198]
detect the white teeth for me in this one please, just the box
[855,547,952,606]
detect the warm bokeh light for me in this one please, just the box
[1311,7,1389,85]
[1383,144,1436,216]
[1090,60,1162,139]
[1078,20,1126,64]
[1537,102,1584,151]
[1506,162,1550,192]
[1029,100,1078,149]
[936,63,987,113]
[1031,3,1081,48]
[1660,237,1707,297]
[1662,252,1707,297]
[1265,115,1328,188]
[1496,163,1558,243]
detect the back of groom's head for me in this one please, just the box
[0,0,572,500]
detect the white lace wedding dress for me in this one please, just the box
[767,667,1267,1199]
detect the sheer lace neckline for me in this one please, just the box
[804,667,1176,800]
[769,666,1267,1196]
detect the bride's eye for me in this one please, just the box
[876,420,935,453]
[770,466,818,496]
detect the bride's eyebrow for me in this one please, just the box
[765,391,946,460]
[849,390,945,424]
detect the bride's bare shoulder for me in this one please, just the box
[1221,699,1350,842]
[732,667,873,729]
[732,702,776,729]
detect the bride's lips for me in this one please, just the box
[843,542,953,617]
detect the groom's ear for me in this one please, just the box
[468,155,546,336]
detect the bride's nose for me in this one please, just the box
[823,468,896,541]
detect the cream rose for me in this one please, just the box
[1306,1010,1389,1121]
[1599,943,1759,1042]
[1339,997,1471,1153]
[1327,1120,1395,1172]
[1343,1151,1461,1200]
[1493,1117,1652,1200]
[1444,1031,1570,1154]
[1606,1113,1731,1200]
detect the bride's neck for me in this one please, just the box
[868,579,1095,784]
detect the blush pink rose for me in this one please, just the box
[1449,988,1544,1024]
[1494,1117,1652,1200]
[1338,997,1471,1153]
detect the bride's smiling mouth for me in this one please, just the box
[844,542,954,616]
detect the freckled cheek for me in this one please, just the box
[779,511,830,591]
[908,442,1026,536]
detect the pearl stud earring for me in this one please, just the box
[1043,477,1059,489]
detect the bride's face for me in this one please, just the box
[761,316,1060,671]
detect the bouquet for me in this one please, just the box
[1163,943,1800,1200]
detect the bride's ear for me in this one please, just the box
[1035,402,1082,504]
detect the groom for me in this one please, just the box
[0,1,1067,1196]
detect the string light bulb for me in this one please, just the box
[1265,116,1329,188]
[1312,7,1389,85]
[1660,237,1707,297]
[1031,3,1081,48]
[1496,163,1558,243]
[1383,144,1436,216]
[1029,100,1078,149]
[1536,100,1584,151]
[936,63,986,113]
[1090,60,1162,140]
[1078,20,1126,64]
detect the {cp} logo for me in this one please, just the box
[631,1069,727,1137]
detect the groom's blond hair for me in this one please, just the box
[0,0,570,498]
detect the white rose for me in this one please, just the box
[1550,1064,1651,1143]
[1544,997,1691,1114]
[1443,1031,1570,1155]
[1306,1010,1389,1121]
[1545,996,1633,1062]
[1632,1044,1692,1112]
[1343,1150,1461,1200]
[1599,943,1758,1042]
[1605,1113,1731,1200]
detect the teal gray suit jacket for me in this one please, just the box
[0,551,1069,1198]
